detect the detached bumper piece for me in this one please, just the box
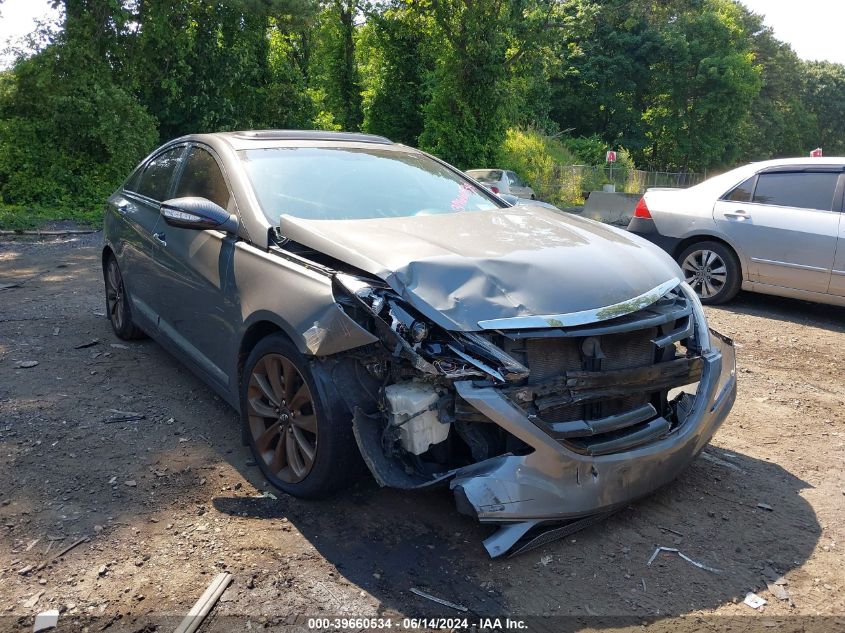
[449,331,736,558]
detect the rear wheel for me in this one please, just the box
[677,241,741,305]
[104,256,145,340]
[240,334,361,498]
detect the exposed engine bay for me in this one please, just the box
[302,267,736,556]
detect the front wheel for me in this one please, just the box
[677,241,741,305]
[240,334,362,498]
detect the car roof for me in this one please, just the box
[181,130,395,151]
[748,157,845,168]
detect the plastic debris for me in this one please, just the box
[33,610,59,632]
[646,546,722,573]
[743,592,767,610]
[409,587,468,612]
[767,581,790,601]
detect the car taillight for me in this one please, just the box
[634,197,652,219]
[490,186,499,194]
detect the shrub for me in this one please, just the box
[0,44,158,226]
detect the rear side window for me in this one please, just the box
[753,172,839,211]
[725,175,756,202]
[467,170,502,184]
[175,147,231,209]
[136,147,184,201]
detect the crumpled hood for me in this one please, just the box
[280,206,683,331]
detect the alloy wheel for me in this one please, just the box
[246,353,318,483]
[681,249,727,299]
[105,259,126,330]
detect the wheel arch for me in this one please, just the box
[102,245,115,273]
[672,233,745,280]
[236,316,296,391]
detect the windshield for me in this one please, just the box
[239,147,501,222]
[466,169,502,184]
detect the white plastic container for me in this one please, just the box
[385,381,450,455]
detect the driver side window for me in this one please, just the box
[175,147,231,209]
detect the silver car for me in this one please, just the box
[103,130,735,556]
[465,168,536,199]
[628,158,845,306]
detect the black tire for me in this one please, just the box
[677,240,741,305]
[240,333,361,498]
[104,256,146,340]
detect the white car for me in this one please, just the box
[465,169,536,199]
[628,157,845,306]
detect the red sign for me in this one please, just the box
[606,150,617,163]
[811,147,823,157]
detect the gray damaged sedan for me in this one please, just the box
[103,131,736,557]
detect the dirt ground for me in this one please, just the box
[0,233,843,633]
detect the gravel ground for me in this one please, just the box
[0,233,843,632]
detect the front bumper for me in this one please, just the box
[450,330,736,555]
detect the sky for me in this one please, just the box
[1,0,844,67]
[740,0,845,65]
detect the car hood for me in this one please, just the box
[279,206,683,331]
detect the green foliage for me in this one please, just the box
[802,61,845,156]
[359,5,431,144]
[0,37,157,216]
[640,0,762,171]
[0,0,844,229]
[498,128,586,206]
[416,0,511,168]
[311,0,363,131]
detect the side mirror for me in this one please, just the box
[160,197,238,233]
[498,193,519,207]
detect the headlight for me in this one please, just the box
[334,273,388,316]
[680,281,711,353]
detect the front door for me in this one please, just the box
[150,144,242,390]
[114,145,187,328]
[713,169,840,294]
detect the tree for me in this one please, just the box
[358,2,432,144]
[0,0,157,211]
[735,5,812,160]
[310,0,363,131]
[802,61,845,156]
[640,0,762,171]
[548,0,655,150]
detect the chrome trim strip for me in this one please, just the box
[750,257,829,273]
[477,278,681,330]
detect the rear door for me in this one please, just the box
[713,167,841,294]
[826,174,845,297]
[115,145,187,327]
[150,144,242,390]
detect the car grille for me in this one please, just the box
[526,328,657,426]
[499,285,701,456]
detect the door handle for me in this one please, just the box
[723,210,751,221]
[153,231,166,246]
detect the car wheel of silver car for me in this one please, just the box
[677,241,741,305]
[240,333,361,498]
[104,256,146,340]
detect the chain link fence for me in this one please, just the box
[555,165,705,197]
